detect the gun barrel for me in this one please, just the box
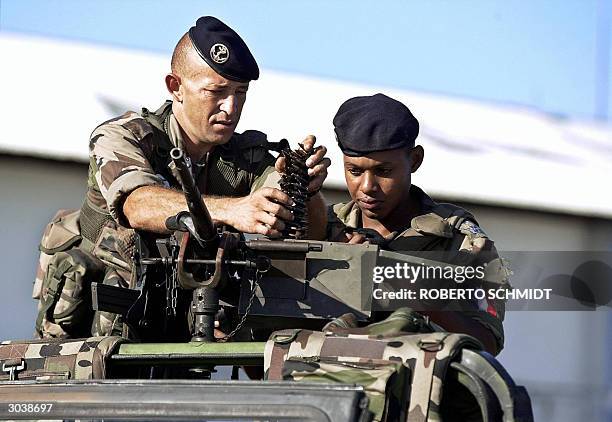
[170,148,216,242]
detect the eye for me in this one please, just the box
[376,168,393,177]
[347,168,363,176]
[203,88,224,96]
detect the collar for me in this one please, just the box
[336,185,458,240]
[166,112,187,151]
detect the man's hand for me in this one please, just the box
[224,187,294,237]
[341,231,369,244]
[275,135,331,194]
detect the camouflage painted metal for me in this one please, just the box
[0,336,124,381]
[264,310,482,422]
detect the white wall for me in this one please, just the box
[0,156,87,340]
[468,203,612,421]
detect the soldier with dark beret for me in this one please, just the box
[326,93,509,355]
[34,16,331,339]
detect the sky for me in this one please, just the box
[1,0,610,122]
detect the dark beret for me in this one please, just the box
[188,16,259,82]
[333,93,419,156]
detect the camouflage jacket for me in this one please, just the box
[87,101,278,226]
[326,185,509,352]
[83,101,280,278]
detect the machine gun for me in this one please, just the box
[92,145,338,343]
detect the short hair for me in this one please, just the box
[171,32,195,78]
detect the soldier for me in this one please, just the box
[35,16,330,339]
[326,93,507,355]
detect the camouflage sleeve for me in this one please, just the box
[456,220,510,352]
[325,203,348,241]
[89,117,167,222]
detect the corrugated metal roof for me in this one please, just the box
[1,33,611,217]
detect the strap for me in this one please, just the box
[36,257,74,329]
[140,103,179,184]
[406,334,449,422]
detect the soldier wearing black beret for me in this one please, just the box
[326,93,508,355]
[34,16,331,340]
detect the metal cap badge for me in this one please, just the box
[210,43,229,64]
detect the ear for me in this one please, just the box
[410,145,424,173]
[165,73,182,102]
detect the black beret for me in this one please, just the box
[188,16,259,82]
[333,93,419,156]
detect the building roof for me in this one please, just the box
[2,33,611,217]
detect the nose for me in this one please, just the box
[360,171,378,195]
[219,94,238,118]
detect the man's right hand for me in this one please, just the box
[225,187,294,237]
[342,231,369,244]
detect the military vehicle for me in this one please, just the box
[0,146,533,421]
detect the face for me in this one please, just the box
[343,147,422,223]
[172,61,249,145]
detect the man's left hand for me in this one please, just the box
[275,135,331,194]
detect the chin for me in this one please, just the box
[205,133,233,145]
[361,208,382,220]
[362,203,395,221]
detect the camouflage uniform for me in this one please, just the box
[83,101,280,336]
[326,185,508,352]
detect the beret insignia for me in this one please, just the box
[210,43,229,64]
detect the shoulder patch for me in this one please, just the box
[458,220,488,238]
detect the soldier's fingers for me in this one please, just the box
[254,222,271,236]
[299,135,317,151]
[348,234,367,244]
[258,212,286,231]
[270,202,294,221]
[262,201,293,221]
[306,146,327,167]
[261,187,293,206]
[275,155,286,173]
[307,158,331,177]
[256,222,281,238]
[266,228,282,238]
